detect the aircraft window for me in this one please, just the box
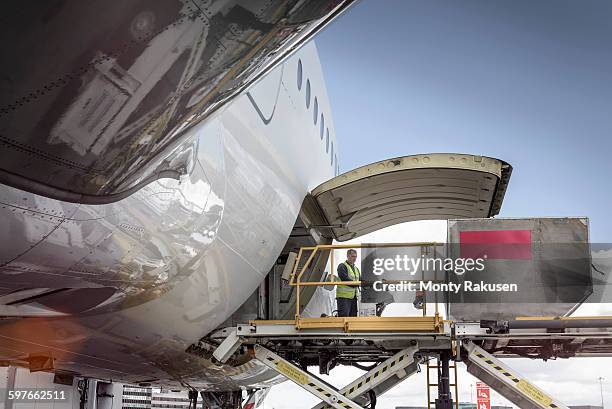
[306,80,311,108]
[297,59,303,90]
[326,129,329,153]
[313,98,318,124]
[331,142,334,165]
[320,114,325,139]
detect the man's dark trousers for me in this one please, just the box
[337,296,357,317]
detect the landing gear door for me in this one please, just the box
[310,153,512,242]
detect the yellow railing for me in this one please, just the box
[287,242,445,331]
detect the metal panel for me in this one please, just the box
[447,217,591,321]
[311,154,512,241]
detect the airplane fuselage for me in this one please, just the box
[0,40,338,389]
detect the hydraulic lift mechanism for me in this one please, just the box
[212,233,610,409]
[213,315,612,409]
[254,344,420,409]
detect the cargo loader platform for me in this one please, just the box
[211,237,611,409]
[213,316,612,409]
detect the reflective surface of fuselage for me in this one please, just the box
[0,3,341,388]
[0,0,349,201]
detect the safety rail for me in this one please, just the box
[286,242,446,331]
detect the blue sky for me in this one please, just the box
[315,0,612,241]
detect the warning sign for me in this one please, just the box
[277,361,309,385]
[476,382,491,409]
[517,379,553,407]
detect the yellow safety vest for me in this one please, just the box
[336,261,360,299]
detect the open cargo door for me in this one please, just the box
[309,153,512,241]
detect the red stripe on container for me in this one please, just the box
[459,230,532,259]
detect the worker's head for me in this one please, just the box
[346,249,357,263]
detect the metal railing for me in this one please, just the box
[287,242,446,325]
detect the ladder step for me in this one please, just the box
[427,358,459,409]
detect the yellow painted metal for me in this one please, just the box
[294,279,446,287]
[315,242,440,249]
[295,316,440,332]
[250,315,443,333]
[294,247,317,319]
[330,247,334,280]
[344,316,440,333]
[290,242,442,319]
[294,280,361,287]
[426,358,459,409]
[296,317,347,330]
[289,247,305,284]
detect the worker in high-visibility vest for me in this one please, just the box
[336,249,360,317]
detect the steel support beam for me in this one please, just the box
[311,345,420,409]
[463,341,570,409]
[254,345,366,409]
